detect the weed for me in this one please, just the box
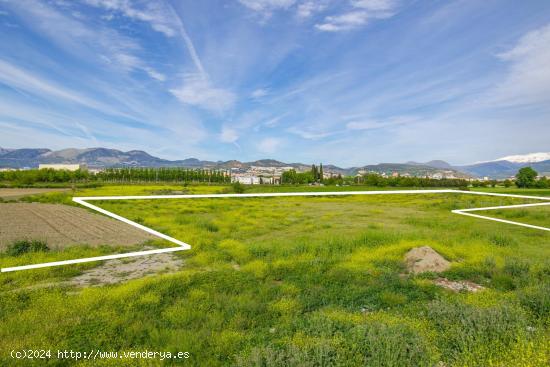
[5,239,50,256]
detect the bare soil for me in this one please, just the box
[0,188,70,200]
[434,277,484,292]
[0,203,154,250]
[68,251,183,287]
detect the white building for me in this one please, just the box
[233,175,261,185]
[38,163,87,171]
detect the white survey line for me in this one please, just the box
[1,189,549,273]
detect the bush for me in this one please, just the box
[6,240,49,256]
[518,282,550,319]
[231,182,246,194]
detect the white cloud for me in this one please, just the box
[490,23,550,107]
[170,74,236,112]
[286,126,335,140]
[296,1,327,18]
[220,126,239,144]
[316,11,369,32]
[257,137,283,153]
[316,0,397,32]
[143,67,166,82]
[239,0,296,13]
[5,0,164,82]
[346,116,416,130]
[83,0,177,37]
[251,88,269,98]
[352,0,395,12]
[0,59,121,114]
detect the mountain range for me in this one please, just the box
[1,147,549,179]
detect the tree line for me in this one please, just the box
[96,167,230,183]
[0,167,230,185]
[353,174,469,188]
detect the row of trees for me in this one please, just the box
[96,167,230,183]
[1,166,548,188]
[353,174,469,188]
[0,167,230,185]
[0,168,90,185]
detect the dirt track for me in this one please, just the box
[0,203,154,250]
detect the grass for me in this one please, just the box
[474,205,550,229]
[0,187,549,366]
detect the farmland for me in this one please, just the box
[0,184,549,366]
[0,203,154,250]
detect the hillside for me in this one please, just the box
[3,147,550,178]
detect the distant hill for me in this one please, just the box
[456,159,550,179]
[1,146,548,178]
[407,160,453,169]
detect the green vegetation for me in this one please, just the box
[0,167,231,186]
[97,167,230,183]
[516,167,549,188]
[0,168,90,185]
[476,204,550,228]
[6,240,49,256]
[0,187,549,366]
[355,174,468,188]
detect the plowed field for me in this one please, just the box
[0,203,153,249]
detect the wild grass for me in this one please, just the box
[0,188,549,366]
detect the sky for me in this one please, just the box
[0,0,550,166]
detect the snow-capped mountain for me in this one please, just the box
[494,152,550,164]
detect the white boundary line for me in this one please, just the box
[1,189,549,273]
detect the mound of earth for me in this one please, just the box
[404,246,450,274]
[0,203,154,250]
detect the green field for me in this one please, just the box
[1,185,549,366]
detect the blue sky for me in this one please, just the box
[0,0,549,166]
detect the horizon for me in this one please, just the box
[1,1,550,166]
[2,145,550,168]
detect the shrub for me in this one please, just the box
[518,282,550,319]
[6,239,49,256]
[503,258,530,278]
[231,181,246,193]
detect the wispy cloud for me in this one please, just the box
[170,74,236,112]
[83,0,178,37]
[220,126,240,144]
[7,0,164,81]
[316,0,397,32]
[489,23,550,107]
[296,1,327,18]
[0,59,122,115]
[257,137,284,153]
[238,0,297,17]
[345,116,418,131]
[251,88,269,98]
[165,4,235,112]
[286,126,336,140]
